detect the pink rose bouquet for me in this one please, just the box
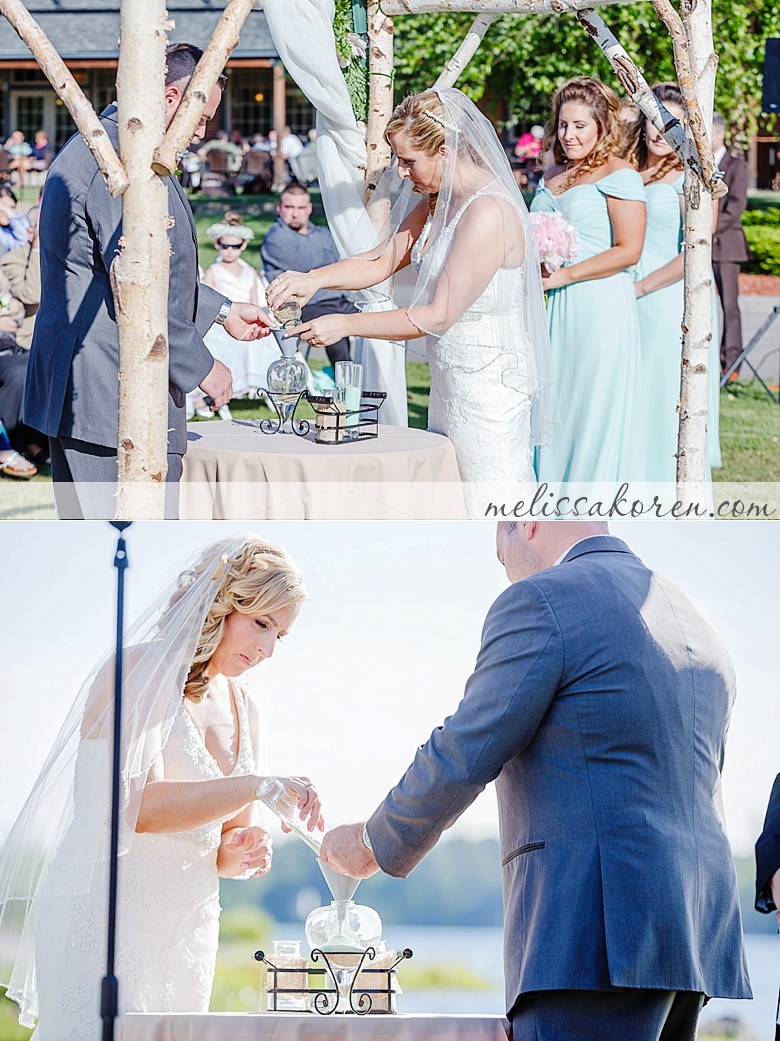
[529,211,579,272]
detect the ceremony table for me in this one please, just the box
[122,1012,510,1041]
[179,420,467,519]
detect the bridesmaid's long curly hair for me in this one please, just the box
[167,538,308,703]
[545,77,624,177]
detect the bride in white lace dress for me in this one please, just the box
[0,537,322,1039]
[265,87,555,516]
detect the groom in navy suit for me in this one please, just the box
[322,522,751,1041]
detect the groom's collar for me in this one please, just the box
[555,534,631,566]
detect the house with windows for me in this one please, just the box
[0,0,315,151]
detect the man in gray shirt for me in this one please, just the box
[261,183,356,367]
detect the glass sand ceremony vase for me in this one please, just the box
[259,330,310,435]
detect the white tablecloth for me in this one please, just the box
[121,1012,510,1041]
[180,421,467,519]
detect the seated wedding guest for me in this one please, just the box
[199,128,244,173]
[756,772,780,1041]
[0,185,30,255]
[10,130,53,188]
[711,112,750,378]
[189,211,275,417]
[280,126,303,163]
[3,130,30,157]
[0,410,36,477]
[630,82,721,483]
[0,534,324,1039]
[0,331,47,475]
[29,129,53,170]
[531,77,647,484]
[322,521,752,1041]
[0,202,41,347]
[261,183,357,369]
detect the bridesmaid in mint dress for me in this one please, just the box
[531,77,647,484]
[632,82,722,483]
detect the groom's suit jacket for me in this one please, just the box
[755,773,780,913]
[24,105,222,455]
[369,536,751,1012]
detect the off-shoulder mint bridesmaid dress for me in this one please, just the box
[531,168,647,484]
[636,173,722,482]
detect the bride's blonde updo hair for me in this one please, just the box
[167,538,308,702]
[385,90,449,213]
[384,90,447,157]
[545,77,624,176]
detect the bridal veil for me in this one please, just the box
[367,85,557,447]
[0,534,255,1027]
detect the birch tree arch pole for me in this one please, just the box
[577,5,723,504]
[435,13,496,88]
[654,0,718,504]
[153,0,256,176]
[365,0,394,207]
[112,0,171,519]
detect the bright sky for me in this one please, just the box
[1,521,777,859]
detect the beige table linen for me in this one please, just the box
[121,1012,510,1041]
[180,421,467,519]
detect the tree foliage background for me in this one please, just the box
[392,0,780,145]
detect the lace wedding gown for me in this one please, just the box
[412,192,535,515]
[30,681,256,1041]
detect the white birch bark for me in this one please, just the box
[664,0,718,501]
[365,0,394,209]
[382,0,639,14]
[113,0,171,519]
[153,0,255,176]
[0,0,128,195]
[435,13,497,88]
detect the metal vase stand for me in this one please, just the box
[258,388,310,436]
[255,946,412,1015]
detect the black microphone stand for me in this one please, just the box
[101,521,132,1041]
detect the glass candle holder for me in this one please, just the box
[334,361,363,440]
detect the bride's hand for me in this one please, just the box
[220,825,273,878]
[266,270,319,311]
[294,314,350,351]
[281,776,325,834]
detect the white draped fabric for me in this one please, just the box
[261,0,409,426]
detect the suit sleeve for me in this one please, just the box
[87,169,217,394]
[368,579,564,878]
[167,281,220,394]
[755,773,780,912]
[716,159,748,235]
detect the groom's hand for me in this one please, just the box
[223,302,275,341]
[320,822,379,879]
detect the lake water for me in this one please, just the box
[278,924,778,1038]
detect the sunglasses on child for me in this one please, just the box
[216,242,243,251]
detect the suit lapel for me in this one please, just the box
[168,174,198,246]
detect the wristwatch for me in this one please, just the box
[214,299,232,326]
[362,824,373,853]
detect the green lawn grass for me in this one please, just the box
[715,380,780,483]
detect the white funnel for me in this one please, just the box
[317,858,361,902]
